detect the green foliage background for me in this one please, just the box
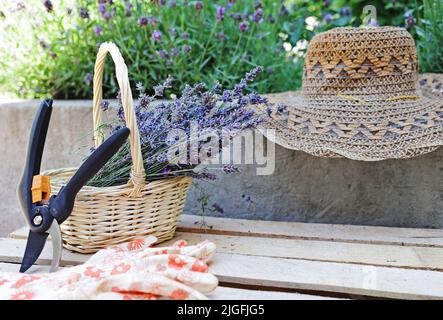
[0,0,441,99]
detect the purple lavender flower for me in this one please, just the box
[341,6,351,17]
[157,49,168,60]
[136,82,144,92]
[169,0,177,8]
[148,16,158,27]
[159,0,167,5]
[239,21,249,33]
[251,8,264,23]
[98,3,106,14]
[43,0,53,12]
[181,31,190,39]
[254,1,263,9]
[50,52,57,59]
[230,12,242,21]
[216,6,226,21]
[368,19,379,27]
[124,1,132,16]
[93,25,103,36]
[268,14,276,24]
[323,0,330,7]
[194,1,203,11]
[170,47,179,57]
[182,45,191,54]
[217,32,226,41]
[152,30,162,42]
[79,7,89,19]
[84,73,93,86]
[138,16,148,27]
[405,13,416,27]
[324,13,333,24]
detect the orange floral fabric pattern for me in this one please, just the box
[0,236,217,300]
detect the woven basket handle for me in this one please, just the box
[92,42,146,196]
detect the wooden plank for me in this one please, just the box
[167,232,443,271]
[210,253,443,300]
[1,238,443,299]
[0,263,332,300]
[12,216,443,248]
[10,228,443,271]
[178,215,443,248]
[207,286,338,300]
[0,238,88,266]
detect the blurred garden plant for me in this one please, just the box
[0,1,440,99]
[0,0,354,99]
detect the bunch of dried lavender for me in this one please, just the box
[87,67,268,187]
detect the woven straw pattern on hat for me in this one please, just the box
[255,27,443,161]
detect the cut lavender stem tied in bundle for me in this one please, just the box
[88,67,271,187]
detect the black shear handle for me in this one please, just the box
[17,100,53,226]
[50,127,130,223]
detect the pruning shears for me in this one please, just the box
[17,99,130,273]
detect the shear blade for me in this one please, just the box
[20,230,49,273]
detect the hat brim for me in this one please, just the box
[255,73,443,161]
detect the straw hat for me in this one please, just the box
[256,27,443,161]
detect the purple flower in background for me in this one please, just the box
[230,12,242,21]
[368,19,379,27]
[251,8,264,23]
[268,14,276,24]
[84,73,93,86]
[239,21,249,32]
[405,13,416,27]
[50,52,57,59]
[194,1,203,11]
[182,45,191,53]
[254,1,263,9]
[93,25,103,36]
[216,6,225,21]
[323,0,330,7]
[43,0,53,12]
[157,49,168,60]
[138,16,148,27]
[148,16,158,27]
[159,0,167,5]
[170,47,179,57]
[181,31,190,39]
[217,32,226,41]
[124,1,132,16]
[98,3,106,14]
[152,30,162,42]
[79,7,89,19]
[169,0,177,8]
[341,6,351,17]
[324,13,333,23]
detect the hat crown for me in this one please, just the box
[302,27,419,98]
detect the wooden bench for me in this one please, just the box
[2,214,443,299]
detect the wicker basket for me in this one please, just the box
[43,42,192,254]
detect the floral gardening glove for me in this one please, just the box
[0,236,218,300]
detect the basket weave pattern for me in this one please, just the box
[44,43,192,253]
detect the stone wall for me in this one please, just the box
[1,100,442,236]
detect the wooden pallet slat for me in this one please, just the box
[178,215,443,248]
